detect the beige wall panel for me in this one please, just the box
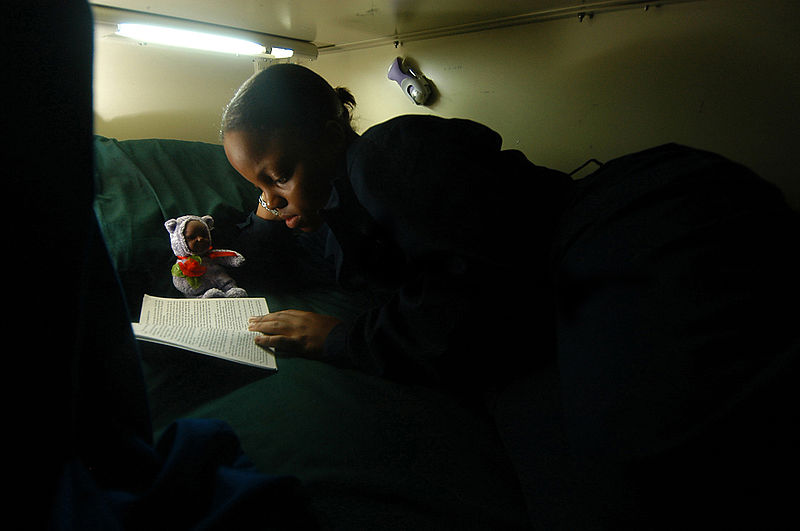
[310,0,799,208]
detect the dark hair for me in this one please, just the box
[221,64,356,140]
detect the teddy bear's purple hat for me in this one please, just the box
[164,214,214,257]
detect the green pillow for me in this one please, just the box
[93,136,258,309]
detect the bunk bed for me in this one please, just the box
[27,2,797,529]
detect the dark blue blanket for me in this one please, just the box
[52,418,318,530]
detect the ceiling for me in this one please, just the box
[89,1,672,51]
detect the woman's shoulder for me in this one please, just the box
[347,115,510,193]
[359,114,502,150]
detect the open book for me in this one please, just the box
[132,294,277,371]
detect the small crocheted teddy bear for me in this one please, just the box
[165,214,247,298]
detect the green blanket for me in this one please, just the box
[93,135,531,529]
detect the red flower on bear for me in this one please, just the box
[178,255,207,277]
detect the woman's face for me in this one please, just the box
[224,128,339,232]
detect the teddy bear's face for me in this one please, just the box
[183,219,212,255]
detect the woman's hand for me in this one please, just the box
[248,310,342,358]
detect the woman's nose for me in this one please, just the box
[263,191,286,210]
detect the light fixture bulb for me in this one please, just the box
[270,47,294,58]
[116,23,267,56]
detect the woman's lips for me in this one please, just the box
[283,214,300,229]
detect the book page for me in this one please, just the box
[132,322,277,370]
[138,294,269,329]
[133,295,276,370]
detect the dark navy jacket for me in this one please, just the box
[235,115,572,389]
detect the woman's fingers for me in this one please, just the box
[247,313,283,333]
[252,332,288,349]
[248,314,295,352]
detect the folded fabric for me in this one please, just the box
[51,418,319,529]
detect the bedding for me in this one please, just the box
[92,134,799,529]
[93,135,532,529]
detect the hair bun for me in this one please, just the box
[333,87,356,124]
[335,87,356,109]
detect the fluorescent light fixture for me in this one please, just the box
[91,4,318,59]
[116,23,267,56]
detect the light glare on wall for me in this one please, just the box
[116,23,271,56]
